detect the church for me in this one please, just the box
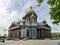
[8,7,51,39]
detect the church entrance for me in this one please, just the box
[21,28,37,39]
[26,28,37,39]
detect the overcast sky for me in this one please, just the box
[0,0,60,36]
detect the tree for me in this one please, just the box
[37,0,60,24]
[47,0,60,24]
[54,33,60,37]
[37,0,43,6]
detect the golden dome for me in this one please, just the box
[28,6,35,13]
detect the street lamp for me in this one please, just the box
[4,29,6,37]
[3,29,6,43]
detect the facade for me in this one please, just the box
[8,7,51,39]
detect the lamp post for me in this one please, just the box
[4,29,6,36]
[3,29,6,43]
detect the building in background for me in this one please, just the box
[8,7,51,39]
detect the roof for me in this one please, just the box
[9,23,16,29]
[9,20,51,29]
[23,12,37,19]
[37,22,51,30]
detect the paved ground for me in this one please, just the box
[0,40,60,45]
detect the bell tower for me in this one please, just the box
[23,6,37,22]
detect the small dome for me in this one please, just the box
[42,20,47,24]
[28,6,35,13]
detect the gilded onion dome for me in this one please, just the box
[28,6,35,13]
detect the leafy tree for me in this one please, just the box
[55,33,60,37]
[37,0,43,3]
[37,0,60,24]
[47,0,60,24]
[37,0,43,6]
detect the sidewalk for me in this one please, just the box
[0,40,60,45]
